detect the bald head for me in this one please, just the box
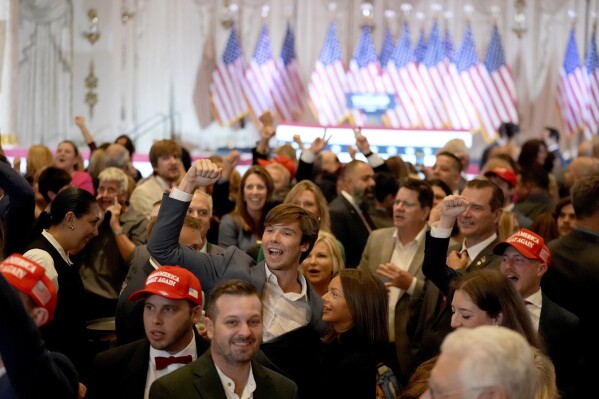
[565,157,599,188]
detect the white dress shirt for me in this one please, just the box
[23,230,72,289]
[144,335,197,399]
[215,363,257,399]
[524,289,543,331]
[262,265,310,342]
[387,226,426,341]
[431,223,497,268]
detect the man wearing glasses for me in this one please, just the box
[358,178,433,382]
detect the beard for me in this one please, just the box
[353,187,374,210]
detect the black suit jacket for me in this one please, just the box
[541,228,599,397]
[539,293,582,399]
[88,331,209,399]
[411,232,501,368]
[149,352,298,398]
[0,274,79,399]
[329,194,371,268]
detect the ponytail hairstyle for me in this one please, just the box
[37,187,97,231]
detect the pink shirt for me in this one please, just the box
[71,171,95,195]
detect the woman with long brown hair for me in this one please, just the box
[218,165,274,256]
[320,269,389,398]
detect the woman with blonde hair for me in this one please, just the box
[532,348,560,399]
[301,231,344,296]
[284,180,331,232]
[24,144,54,183]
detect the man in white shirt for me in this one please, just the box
[150,279,298,398]
[88,265,209,399]
[147,159,327,397]
[359,178,433,381]
[129,139,183,217]
[494,229,581,398]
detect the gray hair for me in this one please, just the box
[441,326,536,399]
[192,190,213,215]
[104,143,131,169]
[98,167,129,193]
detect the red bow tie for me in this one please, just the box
[155,355,193,370]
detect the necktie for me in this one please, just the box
[461,249,470,266]
[155,355,193,370]
[359,204,377,231]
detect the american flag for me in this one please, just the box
[456,24,500,137]
[379,27,395,68]
[443,27,478,130]
[272,24,305,121]
[482,24,519,126]
[383,23,432,128]
[242,24,279,124]
[557,28,587,136]
[308,21,348,126]
[346,25,386,126]
[584,30,599,136]
[414,28,428,63]
[209,25,247,126]
[419,21,455,128]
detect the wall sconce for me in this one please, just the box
[360,2,374,30]
[512,0,527,38]
[221,0,239,29]
[83,9,101,45]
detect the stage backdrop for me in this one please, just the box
[1,0,598,159]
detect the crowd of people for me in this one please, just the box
[1,113,599,398]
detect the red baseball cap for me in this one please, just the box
[0,254,58,321]
[257,155,297,179]
[129,266,203,306]
[493,229,551,266]
[484,167,517,188]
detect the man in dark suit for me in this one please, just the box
[116,212,224,345]
[329,159,376,268]
[147,159,327,398]
[0,254,79,399]
[88,266,209,399]
[494,228,581,398]
[151,279,297,398]
[359,178,432,381]
[413,180,504,366]
[542,176,599,396]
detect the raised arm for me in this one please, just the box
[421,195,468,294]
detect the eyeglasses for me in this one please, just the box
[393,199,418,208]
[426,384,495,398]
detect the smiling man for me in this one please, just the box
[88,266,209,399]
[147,159,326,398]
[79,167,148,320]
[150,280,297,398]
[493,229,581,398]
